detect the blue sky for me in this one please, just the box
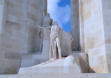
[48,0,71,32]
[58,0,70,7]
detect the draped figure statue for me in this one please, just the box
[49,22,62,59]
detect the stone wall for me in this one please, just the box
[2,0,46,54]
[0,0,48,74]
[71,0,80,51]
[102,0,111,72]
[68,0,111,73]
[0,73,111,78]
[78,0,108,73]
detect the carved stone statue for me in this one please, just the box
[49,22,62,59]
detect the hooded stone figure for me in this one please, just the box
[49,22,62,59]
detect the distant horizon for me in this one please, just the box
[48,0,71,32]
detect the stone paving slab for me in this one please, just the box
[0,73,111,78]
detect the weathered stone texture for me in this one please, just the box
[1,0,111,75]
[42,28,50,58]
[0,0,48,74]
[79,0,108,73]
[102,0,111,72]
[71,0,80,51]
[19,53,88,74]
[3,0,45,54]
[0,74,111,78]
[61,31,73,56]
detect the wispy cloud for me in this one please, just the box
[47,0,70,31]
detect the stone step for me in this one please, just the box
[19,53,89,74]
[0,73,111,78]
[21,53,48,67]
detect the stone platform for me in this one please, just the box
[0,53,110,78]
[0,73,111,78]
[20,53,88,73]
[19,53,88,74]
[21,53,48,67]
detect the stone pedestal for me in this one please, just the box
[61,31,73,56]
[42,28,50,58]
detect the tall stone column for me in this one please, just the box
[0,0,7,74]
[79,0,108,73]
[42,0,47,16]
[71,0,80,51]
[102,0,111,73]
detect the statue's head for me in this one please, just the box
[53,21,62,31]
[54,21,58,26]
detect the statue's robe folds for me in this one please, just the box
[49,24,62,59]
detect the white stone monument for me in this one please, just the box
[49,22,62,59]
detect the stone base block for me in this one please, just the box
[21,53,48,67]
[0,59,21,74]
[72,53,89,73]
[0,52,21,74]
[19,53,89,74]
[0,73,111,78]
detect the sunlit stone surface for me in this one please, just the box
[78,0,108,73]
[0,0,50,74]
[1,0,111,76]
[19,54,88,74]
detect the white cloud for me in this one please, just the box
[47,0,70,28]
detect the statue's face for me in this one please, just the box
[53,22,61,30]
[55,23,59,29]
[54,22,58,26]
